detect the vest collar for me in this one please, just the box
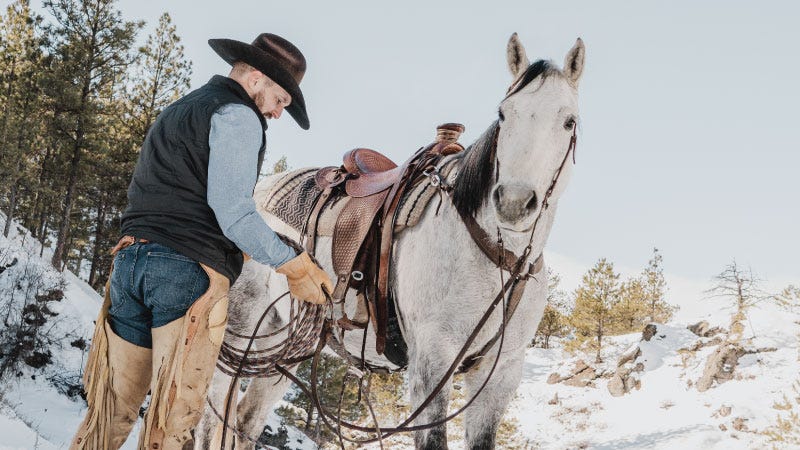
[208,75,268,130]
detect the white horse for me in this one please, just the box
[196,33,585,449]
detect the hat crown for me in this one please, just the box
[252,33,305,84]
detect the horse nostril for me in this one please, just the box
[493,186,503,205]
[525,192,538,211]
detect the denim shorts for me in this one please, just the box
[108,241,210,348]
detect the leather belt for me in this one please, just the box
[110,235,149,255]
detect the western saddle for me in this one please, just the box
[303,123,465,366]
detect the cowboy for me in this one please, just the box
[70,33,333,450]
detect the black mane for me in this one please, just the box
[451,60,558,218]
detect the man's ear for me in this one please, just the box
[248,70,261,89]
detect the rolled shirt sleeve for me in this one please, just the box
[207,103,296,268]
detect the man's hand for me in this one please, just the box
[275,252,333,304]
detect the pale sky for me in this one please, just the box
[12,0,799,287]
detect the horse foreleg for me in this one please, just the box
[461,352,524,450]
[194,368,237,450]
[232,372,294,450]
[409,344,455,450]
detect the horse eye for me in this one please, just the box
[564,117,576,130]
[498,109,505,122]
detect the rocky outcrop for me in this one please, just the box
[696,343,745,392]
[687,321,724,338]
[697,343,779,392]
[547,360,600,387]
[607,324,658,397]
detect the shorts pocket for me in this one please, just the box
[144,251,209,314]
[108,251,134,317]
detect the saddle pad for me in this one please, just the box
[260,168,320,232]
[393,157,460,232]
[393,180,438,232]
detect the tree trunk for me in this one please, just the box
[3,183,16,237]
[595,335,603,363]
[304,406,313,430]
[38,218,47,258]
[51,131,83,270]
[88,197,106,288]
[52,41,94,270]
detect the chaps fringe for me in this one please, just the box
[74,284,113,449]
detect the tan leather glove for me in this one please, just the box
[275,251,333,304]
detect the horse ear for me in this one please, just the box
[563,38,585,86]
[506,32,530,78]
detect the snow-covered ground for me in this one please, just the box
[509,282,799,449]
[0,216,318,450]
[1,212,798,449]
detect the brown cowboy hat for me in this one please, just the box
[208,33,309,129]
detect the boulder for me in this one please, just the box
[607,324,657,397]
[608,361,644,397]
[732,417,749,432]
[642,324,658,341]
[688,321,710,337]
[547,360,599,387]
[687,320,724,338]
[696,343,745,392]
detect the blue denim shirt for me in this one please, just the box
[207,104,296,268]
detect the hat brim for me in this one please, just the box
[208,38,309,130]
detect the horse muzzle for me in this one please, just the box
[492,183,539,229]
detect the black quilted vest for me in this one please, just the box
[121,75,267,283]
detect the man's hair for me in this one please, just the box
[230,62,275,85]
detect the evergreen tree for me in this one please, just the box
[278,355,364,443]
[611,278,649,333]
[0,0,46,238]
[641,248,674,323]
[128,12,191,139]
[535,270,571,349]
[569,258,620,363]
[86,13,191,289]
[43,0,142,270]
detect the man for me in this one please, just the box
[70,33,332,450]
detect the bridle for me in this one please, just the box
[210,103,579,450]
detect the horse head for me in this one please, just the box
[494,34,584,231]
[453,34,585,235]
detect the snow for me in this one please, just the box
[1,214,798,449]
[0,215,319,449]
[508,275,800,450]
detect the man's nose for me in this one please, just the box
[273,106,283,119]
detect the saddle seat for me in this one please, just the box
[343,148,403,198]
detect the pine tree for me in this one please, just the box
[535,270,571,349]
[128,12,191,139]
[641,248,674,323]
[86,12,191,289]
[278,355,364,443]
[43,0,142,270]
[0,0,46,238]
[569,258,620,363]
[611,278,649,333]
